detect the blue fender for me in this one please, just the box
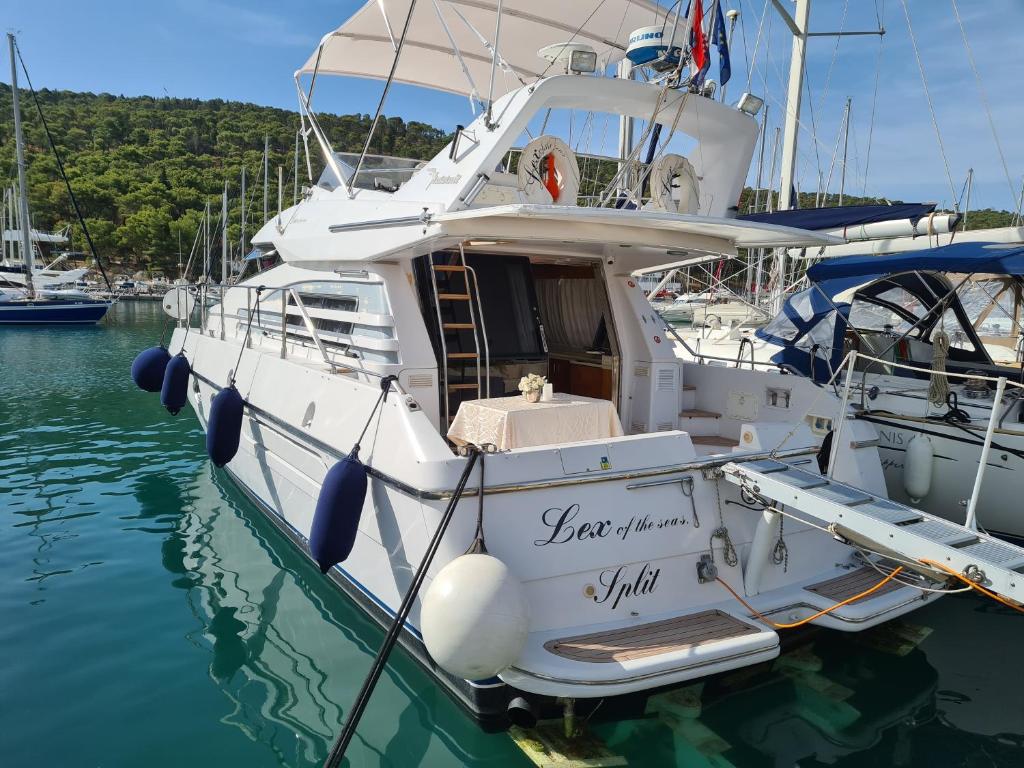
[206,385,245,467]
[131,346,171,392]
[309,455,368,573]
[160,353,191,415]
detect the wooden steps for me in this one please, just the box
[805,566,904,603]
[544,610,760,663]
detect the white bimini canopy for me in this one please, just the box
[300,0,672,99]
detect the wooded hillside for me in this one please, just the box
[1,84,1017,275]
[0,83,449,273]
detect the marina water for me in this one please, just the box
[1,301,1021,767]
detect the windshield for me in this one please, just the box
[318,153,426,192]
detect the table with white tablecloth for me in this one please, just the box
[446,394,624,450]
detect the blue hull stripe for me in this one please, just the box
[0,300,110,324]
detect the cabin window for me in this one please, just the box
[849,286,926,335]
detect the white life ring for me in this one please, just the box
[649,153,700,214]
[517,135,580,205]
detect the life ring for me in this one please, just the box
[517,136,580,205]
[649,153,700,214]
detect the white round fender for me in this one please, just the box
[420,554,529,680]
[649,153,700,214]
[162,285,197,320]
[903,434,934,502]
[517,135,580,205]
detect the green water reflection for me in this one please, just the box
[0,302,1021,767]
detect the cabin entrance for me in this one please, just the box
[413,251,620,435]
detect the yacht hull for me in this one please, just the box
[173,324,938,722]
[0,298,110,324]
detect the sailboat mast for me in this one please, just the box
[9,33,35,298]
[777,0,810,213]
[293,130,300,204]
[839,97,852,206]
[221,182,228,286]
[240,166,246,257]
[263,135,269,222]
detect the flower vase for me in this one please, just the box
[523,389,541,403]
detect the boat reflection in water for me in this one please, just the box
[591,602,1024,767]
[159,465,522,767]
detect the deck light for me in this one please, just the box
[736,92,765,116]
[537,43,598,75]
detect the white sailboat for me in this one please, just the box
[145,1,1024,734]
[0,34,110,324]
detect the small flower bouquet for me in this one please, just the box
[518,373,547,403]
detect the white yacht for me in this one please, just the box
[147,1,1024,730]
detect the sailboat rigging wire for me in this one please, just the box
[801,60,823,199]
[818,0,849,107]
[950,0,1017,210]
[742,0,771,91]
[348,0,419,196]
[15,42,112,292]
[862,1,885,196]
[898,0,958,210]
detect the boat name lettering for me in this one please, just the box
[535,506,690,547]
[593,562,660,610]
[534,504,613,546]
[426,169,462,187]
[878,429,905,446]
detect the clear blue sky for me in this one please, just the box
[4,0,1022,211]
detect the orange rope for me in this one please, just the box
[715,566,905,630]
[919,558,1024,614]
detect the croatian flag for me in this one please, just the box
[689,0,710,85]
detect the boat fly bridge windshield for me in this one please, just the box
[132,0,1024,745]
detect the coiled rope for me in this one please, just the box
[929,329,950,406]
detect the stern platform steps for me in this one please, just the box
[722,459,1024,605]
[502,562,932,699]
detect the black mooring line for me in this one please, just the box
[323,447,481,767]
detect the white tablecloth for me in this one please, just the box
[447,394,624,450]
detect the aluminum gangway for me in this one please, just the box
[722,458,1024,606]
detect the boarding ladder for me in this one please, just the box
[428,249,490,426]
[722,458,1024,605]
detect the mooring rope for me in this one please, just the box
[928,329,951,406]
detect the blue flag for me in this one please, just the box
[711,3,731,87]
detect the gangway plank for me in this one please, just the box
[722,459,1024,605]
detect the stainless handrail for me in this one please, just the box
[466,264,491,399]
[662,319,786,371]
[287,287,335,372]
